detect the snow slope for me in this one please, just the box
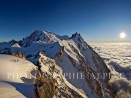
[11,43,21,48]
[0,54,37,98]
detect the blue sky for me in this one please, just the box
[0,0,131,42]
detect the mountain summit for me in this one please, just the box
[20,30,69,47]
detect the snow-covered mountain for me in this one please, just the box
[19,30,69,47]
[0,31,114,98]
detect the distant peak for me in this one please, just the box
[31,30,44,35]
[9,39,16,43]
[8,39,17,47]
[70,32,81,38]
[31,30,54,36]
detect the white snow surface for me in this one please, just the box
[11,43,21,48]
[55,53,98,98]
[0,54,37,98]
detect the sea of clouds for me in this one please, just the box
[90,42,131,98]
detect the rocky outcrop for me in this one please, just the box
[34,51,87,98]
[11,52,26,59]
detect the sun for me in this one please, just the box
[120,32,126,39]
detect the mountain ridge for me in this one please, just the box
[0,30,114,98]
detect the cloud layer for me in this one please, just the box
[91,42,131,97]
